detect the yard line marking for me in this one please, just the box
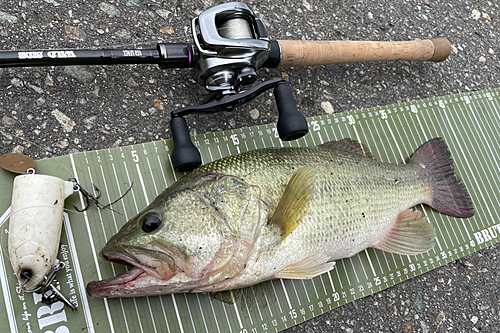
[291,280,302,306]
[146,157,158,195]
[465,102,500,175]
[195,294,209,333]
[208,298,222,332]
[269,281,283,314]
[171,295,185,333]
[348,258,360,283]
[157,155,168,187]
[207,147,214,161]
[221,302,233,332]
[167,155,178,182]
[451,104,500,235]
[183,294,197,333]
[123,162,140,212]
[300,280,311,303]
[217,146,223,160]
[444,105,498,225]
[334,265,343,290]
[364,250,377,276]
[135,164,149,205]
[280,279,293,309]
[231,292,244,329]
[317,131,324,144]
[243,297,254,326]
[70,154,115,333]
[339,260,351,286]
[250,287,264,321]
[310,279,320,299]
[436,108,494,228]
[98,164,130,333]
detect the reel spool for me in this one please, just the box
[192,2,270,92]
[170,2,308,171]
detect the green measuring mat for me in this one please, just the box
[1,88,499,333]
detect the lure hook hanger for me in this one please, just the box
[0,2,452,171]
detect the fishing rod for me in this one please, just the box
[0,2,451,171]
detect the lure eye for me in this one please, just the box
[141,214,162,232]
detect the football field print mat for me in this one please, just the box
[1,88,499,333]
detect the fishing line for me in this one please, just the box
[218,18,254,39]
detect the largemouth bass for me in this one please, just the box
[87,138,474,298]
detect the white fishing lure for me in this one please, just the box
[8,174,76,291]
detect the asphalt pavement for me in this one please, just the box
[1,0,499,332]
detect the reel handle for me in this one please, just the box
[275,38,451,67]
[274,82,308,141]
[170,116,202,172]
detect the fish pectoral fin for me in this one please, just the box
[268,166,315,241]
[210,289,239,304]
[373,210,436,256]
[210,284,269,308]
[273,254,336,279]
[319,138,374,159]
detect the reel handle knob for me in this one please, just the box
[274,82,309,141]
[170,116,202,172]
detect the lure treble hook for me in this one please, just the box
[69,177,102,212]
[69,177,133,213]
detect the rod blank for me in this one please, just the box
[0,49,160,68]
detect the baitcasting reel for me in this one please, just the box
[169,2,308,171]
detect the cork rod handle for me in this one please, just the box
[277,38,451,67]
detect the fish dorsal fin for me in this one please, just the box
[373,210,435,256]
[268,166,315,241]
[274,253,336,279]
[320,138,374,159]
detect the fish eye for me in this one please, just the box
[141,213,162,232]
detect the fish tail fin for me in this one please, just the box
[410,138,474,218]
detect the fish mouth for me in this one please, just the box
[87,246,177,298]
[87,267,148,298]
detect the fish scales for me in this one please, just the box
[190,147,429,283]
[87,138,474,297]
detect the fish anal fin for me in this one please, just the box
[273,254,336,279]
[268,166,315,241]
[320,138,374,159]
[373,210,435,256]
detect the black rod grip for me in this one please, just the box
[274,82,308,141]
[170,116,202,172]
